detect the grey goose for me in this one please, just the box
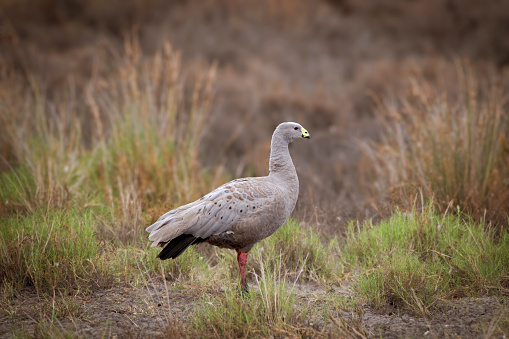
[146,122,311,292]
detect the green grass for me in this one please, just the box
[250,218,341,282]
[111,241,215,287]
[189,251,307,338]
[342,204,509,312]
[0,207,110,295]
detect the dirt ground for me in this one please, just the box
[1,281,507,338]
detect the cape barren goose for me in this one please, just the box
[146,122,310,292]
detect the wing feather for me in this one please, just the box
[146,177,277,247]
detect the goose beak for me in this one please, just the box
[301,127,311,139]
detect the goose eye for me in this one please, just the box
[294,127,299,130]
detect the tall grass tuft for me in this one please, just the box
[0,36,218,239]
[342,203,509,312]
[363,61,509,223]
[0,207,110,294]
[0,76,88,213]
[86,37,218,243]
[250,218,341,283]
[87,37,217,209]
[190,251,307,338]
[0,36,220,293]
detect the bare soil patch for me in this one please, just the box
[1,282,507,338]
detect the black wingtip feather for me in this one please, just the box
[157,234,205,260]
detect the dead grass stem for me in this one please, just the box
[363,60,509,224]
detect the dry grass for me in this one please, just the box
[0,35,217,214]
[0,35,221,296]
[0,35,220,244]
[87,36,217,206]
[363,61,509,224]
[2,0,509,233]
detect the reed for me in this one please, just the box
[363,61,509,223]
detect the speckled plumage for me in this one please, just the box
[146,122,310,278]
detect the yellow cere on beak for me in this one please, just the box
[301,127,310,139]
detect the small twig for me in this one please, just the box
[429,249,453,259]
[124,313,139,328]
[411,289,437,339]
[160,261,173,321]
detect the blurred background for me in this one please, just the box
[1,0,508,234]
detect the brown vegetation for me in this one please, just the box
[363,60,509,224]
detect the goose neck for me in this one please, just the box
[268,131,297,181]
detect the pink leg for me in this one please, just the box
[237,251,248,293]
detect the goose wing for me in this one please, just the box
[146,177,278,247]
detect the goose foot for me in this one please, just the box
[238,285,250,297]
